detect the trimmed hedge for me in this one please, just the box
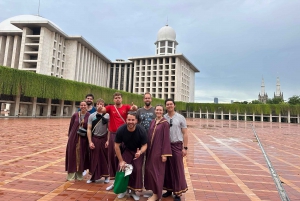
[1,66,300,114]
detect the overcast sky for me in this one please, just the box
[1,0,300,103]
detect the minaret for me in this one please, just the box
[258,77,268,103]
[274,77,283,99]
[261,77,265,96]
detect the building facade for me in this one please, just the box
[258,77,284,103]
[0,15,199,116]
[0,15,110,87]
[110,25,199,102]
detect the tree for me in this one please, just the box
[250,100,261,104]
[266,97,284,104]
[288,95,300,105]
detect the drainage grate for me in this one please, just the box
[251,125,290,201]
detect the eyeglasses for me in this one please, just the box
[170,119,173,127]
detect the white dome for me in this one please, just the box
[157,25,176,41]
[0,15,60,32]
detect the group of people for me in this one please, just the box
[65,92,188,201]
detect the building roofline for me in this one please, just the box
[11,21,111,63]
[68,36,111,63]
[128,53,200,72]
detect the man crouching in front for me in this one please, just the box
[114,112,147,201]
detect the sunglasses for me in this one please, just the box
[170,119,173,127]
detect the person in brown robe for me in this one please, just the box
[114,112,148,201]
[87,98,110,183]
[65,101,90,181]
[163,98,188,201]
[144,104,172,201]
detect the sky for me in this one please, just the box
[1,0,300,103]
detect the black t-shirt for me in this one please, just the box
[115,124,147,151]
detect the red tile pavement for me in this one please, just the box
[0,118,300,201]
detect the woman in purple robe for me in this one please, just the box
[65,101,90,181]
[144,105,172,201]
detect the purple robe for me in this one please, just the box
[90,134,109,180]
[121,149,144,191]
[163,141,188,196]
[144,118,172,199]
[108,132,118,179]
[65,112,90,173]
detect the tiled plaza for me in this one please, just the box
[0,118,299,201]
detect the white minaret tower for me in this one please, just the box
[275,77,281,96]
[261,77,265,95]
[258,77,268,103]
[154,24,178,55]
[274,77,283,99]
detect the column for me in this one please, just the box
[236,112,239,121]
[213,111,216,119]
[288,110,291,123]
[229,111,231,120]
[46,98,52,117]
[3,36,14,67]
[245,112,247,121]
[59,100,64,117]
[31,97,37,117]
[279,113,281,123]
[270,113,272,123]
[0,36,6,65]
[11,35,21,69]
[221,110,224,120]
[72,101,76,115]
[253,113,255,122]
[14,93,21,116]
[199,109,202,119]
[261,113,263,122]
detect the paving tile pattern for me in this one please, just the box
[0,118,299,200]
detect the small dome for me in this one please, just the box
[0,15,61,32]
[157,25,176,41]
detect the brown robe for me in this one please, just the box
[144,118,172,199]
[65,112,90,173]
[108,132,118,179]
[163,141,188,196]
[121,149,144,191]
[89,134,109,180]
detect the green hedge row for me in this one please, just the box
[1,66,300,114]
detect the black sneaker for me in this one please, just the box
[174,196,181,201]
[162,191,172,198]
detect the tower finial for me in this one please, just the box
[166,16,168,26]
[37,0,41,16]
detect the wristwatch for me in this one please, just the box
[184,147,188,150]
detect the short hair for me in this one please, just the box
[96,98,105,104]
[165,98,175,105]
[85,94,94,99]
[113,92,122,98]
[127,111,137,119]
[144,92,152,98]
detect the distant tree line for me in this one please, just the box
[234,95,300,105]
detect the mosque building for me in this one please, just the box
[0,15,199,105]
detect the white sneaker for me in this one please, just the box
[104,177,110,184]
[117,191,127,198]
[106,184,114,191]
[82,170,87,176]
[143,192,153,198]
[130,192,140,201]
[86,179,94,184]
